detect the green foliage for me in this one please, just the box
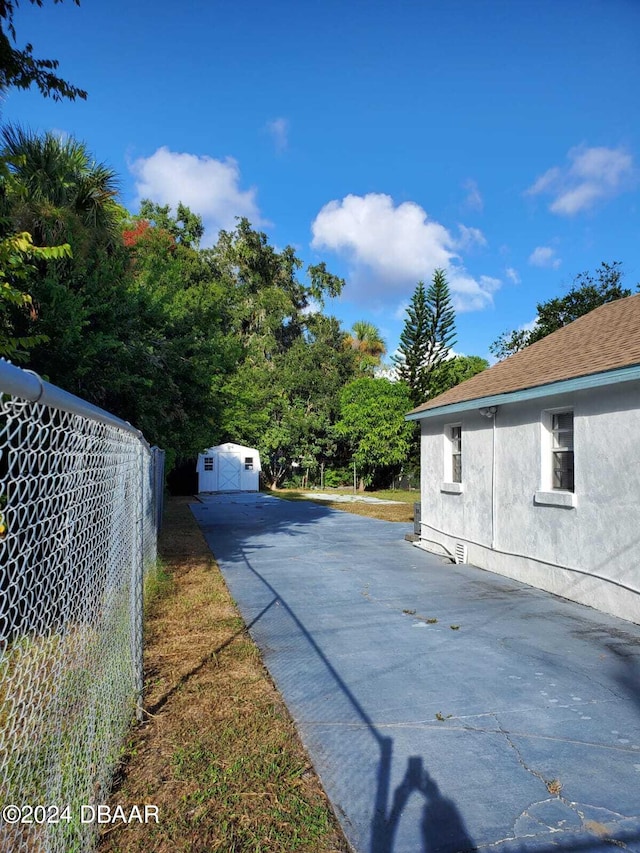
[335,377,414,487]
[490,261,635,360]
[0,129,392,486]
[136,199,204,248]
[222,313,357,488]
[323,467,352,488]
[0,0,87,101]
[207,221,354,487]
[430,354,489,397]
[394,269,456,406]
[1,125,121,250]
[111,219,239,460]
[306,260,344,304]
[393,280,429,402]
[345,320,386,374]
[0,129,236,464]
[0,230,71,359]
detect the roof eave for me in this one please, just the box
[406,363,640,421]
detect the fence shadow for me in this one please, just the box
[190,493,475,852]
[192,492,640,853]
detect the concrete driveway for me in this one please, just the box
[191,493,640,853]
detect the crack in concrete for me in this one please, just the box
[456,720,639,754]
[490,713,638,850]
[297,717,639,754]
[492,712,554,792]
[473,803,638,851]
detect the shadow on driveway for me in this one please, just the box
[191,493,640,853]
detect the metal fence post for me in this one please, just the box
[131,446,145,723]
[152,446,165,532]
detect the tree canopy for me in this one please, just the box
[344,320,386,374]
[135,199,204,249]
[0,124,569,492]
[394,269,457,406]
[335,377,414,489]
[2,125,120,248]
[0,0,87,101]
[490,262,637,360]
[430,354,489,398]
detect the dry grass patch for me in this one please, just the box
[272,489,415,523]
[99,496,348,853]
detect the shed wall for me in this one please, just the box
[197,444,260,493]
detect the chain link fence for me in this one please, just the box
[0,360,164,853]
[389,472,419,491]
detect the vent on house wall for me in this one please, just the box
[454,542,468,564]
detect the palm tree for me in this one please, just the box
[345,320,386,372]
[1,125,120,247]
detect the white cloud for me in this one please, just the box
[374,362,399,381]
[455,224,487,250]
[394,300,410,320]
[505,267,521,284]
[310,192,499,311]
[51,128,70,141]
[265,117,289,153]
[300,298,322,316]
[449,272,501,313]
[462,179,483,212]
[528,246,561,269]
[526,145,634,215]
[519,317,539,333]
[129,146,263,244]
[311,193,454,278]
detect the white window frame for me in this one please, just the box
[551,412,574,491]
[535,408,576,508]
[204,456,214,472]
[441,423,463,493]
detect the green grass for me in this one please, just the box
[0,599,138,852]
[144,559,174,618]
[170,730,336,851]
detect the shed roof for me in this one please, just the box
[200,442,259,455]
[409,293,640,417]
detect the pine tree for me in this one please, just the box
[394,280,430,404]
[394,269,456,406]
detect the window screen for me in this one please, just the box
[450,425,462,483]
[551,412,574,491]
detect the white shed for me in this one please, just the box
[196,442,261,493]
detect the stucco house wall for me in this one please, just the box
[419,380,640,624]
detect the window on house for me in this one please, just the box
[450,425,462,483]
[204,457,214,471]
[551,412,574,491]
[244,457,254,471]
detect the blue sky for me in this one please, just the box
[5,0,640,363]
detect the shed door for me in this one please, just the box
[199,455,216,492]
[218,452,241,491]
